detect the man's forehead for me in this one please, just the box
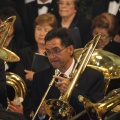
[45,38,63,49]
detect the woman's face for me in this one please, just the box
[93,27,112,49]
[58,0,76,18]
[35,24,53,45]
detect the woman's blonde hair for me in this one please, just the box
[34,13,57,29]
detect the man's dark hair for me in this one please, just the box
[45,28,74,47]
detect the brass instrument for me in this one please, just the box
[0,16,20,62]
[32,69,60,120]
[78,88,120,120]
[6,72,27,106]
[43,34,101,120]
[74,49,120,94]
[0,16,25,107]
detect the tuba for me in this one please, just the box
[74,48,120,95]
[0,16,26,106]
[43,34,101,120]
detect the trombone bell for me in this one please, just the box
[45,99,75,120]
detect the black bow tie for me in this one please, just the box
[110,0,120,3]
[37,3,51,9]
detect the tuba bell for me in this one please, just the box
[6,72,27,106]
[0,15,20,62]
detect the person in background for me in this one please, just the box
[92,0,120,22]
[57,0,93,47]
[114,21,120,43]
[13,13,57,93]
[19,0,59,44]
[0,7,29,72]
[92,12,120,56]
[92,12,120,98]
[0,58,7,108]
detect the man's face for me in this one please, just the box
[45,38,74,72]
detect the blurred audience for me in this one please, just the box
[57,0,93,47]
[19,0,59,44]
[92,0,120,22]
[92,12,120,94]
[0,7,29,72]
[92,12,120,56]
[13,13,57,92]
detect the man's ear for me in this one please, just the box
[68,45,74,56]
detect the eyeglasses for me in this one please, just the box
[45,47,67,56]
[93,33,110,41]
[58,1,74,6]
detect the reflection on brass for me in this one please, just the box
[74,48,120,79]
[6,72,27,107]
[0,47,20,62]
[74,49,120,94]
[79,88,120,120]
[44,34,101,120]
[0,16,20,62]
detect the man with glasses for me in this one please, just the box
[25,28,105,120]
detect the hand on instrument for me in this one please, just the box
[8,101,23,114]
[24,69,35,81]
[38,101,46,115]
[54,75,70,93]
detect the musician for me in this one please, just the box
[24,28,105,120]
[0,59,7,108]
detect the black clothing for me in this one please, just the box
[58,12,93,47]
[24,67,105,120]
[92,0,120,22]
[0,59,7,108]
[103,40,120,56]
[6,34,29,72]
[13,44,38,91]
[20,0,59,44]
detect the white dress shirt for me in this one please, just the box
[37,0,52,15]
[108,1,120,15]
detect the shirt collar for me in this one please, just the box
[37,0,52,4]
[59,59,75,78]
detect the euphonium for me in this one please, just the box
[0,16,20,62]
[79,88,120,120]
[44,34,101,120]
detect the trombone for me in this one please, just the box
[32,34,101,120]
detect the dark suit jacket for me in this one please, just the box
[0,59,7,108]
[20,0,59,44]
[92,0,120,21]
[13,44,38,91]
[57,12,93,47]
[24,66,105,120]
